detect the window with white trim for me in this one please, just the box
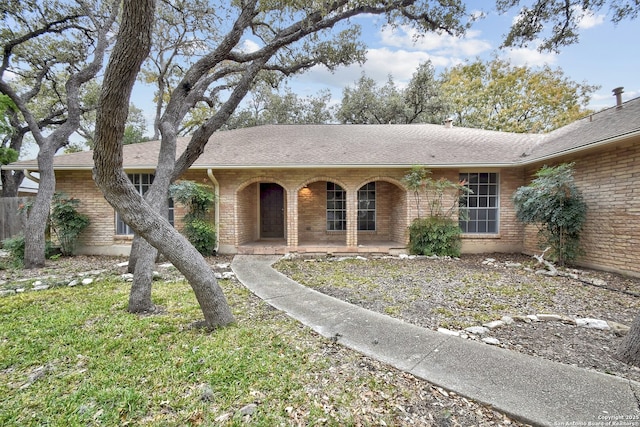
[115,173,174,235]
[357,182,376,231]
[326,182,346,231]
[459,172,499,233]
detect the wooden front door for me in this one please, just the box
[260,183,284,238]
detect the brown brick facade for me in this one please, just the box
[59,142,640,277]
[523,137,640,276]
[57,167,525,257]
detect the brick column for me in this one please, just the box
[287,189,298,249]
[346,189,358,248]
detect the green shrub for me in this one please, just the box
[184,219,216,256]
[50,193,90,256]
[2,234,58,267]
[408,217,461,257]
[2,234,25,267]
[512,163,587,265]
[403,166,467,257]
[169,181,217,256]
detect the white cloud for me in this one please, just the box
[3,70,17,81]
[295,47,458,94]
[500,46,558,67]
[291,24,494,97]
[378,25,492,58]
[575,8,605,29]
[239,39,261,53]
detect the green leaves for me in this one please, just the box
[50,192,90,256]
[403,166,466,256]
[169,181,217,255]
[337,61,446,125]
[440,57,598,133]
[408,217,462,257]
[513,163,587,265]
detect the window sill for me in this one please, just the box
[460,233,501,239]
[114,235,134,241]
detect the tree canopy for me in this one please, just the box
[337,61,447,125]
[223,83,333,129]
[440,57,598,133]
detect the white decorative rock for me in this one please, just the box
[501,316,514,325]
[607,321,630,336]
[576,318,610,330]
[81,278,93,286]
[68,279,80,287]
[483,320,505,329]
[536,314,563,322]
[465,326,489,335]
[482,337,501,345]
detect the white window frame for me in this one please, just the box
[459,172,499,234]
[326,182,346,231]
[115,173,174,235]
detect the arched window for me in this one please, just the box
[326,182,346,231]
[357,182,376,231]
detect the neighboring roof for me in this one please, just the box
[5,97,640,172]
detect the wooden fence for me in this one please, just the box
[0,197,31,242]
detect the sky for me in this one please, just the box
[19,2,640,175]
[280,5,640,112]
[130,3,640,135]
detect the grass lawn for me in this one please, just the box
[0,275,415,426]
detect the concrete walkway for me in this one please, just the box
[231,255,640,427]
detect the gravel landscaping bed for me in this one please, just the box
[274,252,640,384]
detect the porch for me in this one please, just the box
[236,240,408,256]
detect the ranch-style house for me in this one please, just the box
[6,92,640,277]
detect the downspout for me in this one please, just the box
[23,169,40,184]
[206,169,220,253]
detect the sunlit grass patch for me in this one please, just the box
[0,275,399,426]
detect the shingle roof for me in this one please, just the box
[191,124,541,168]
[6,97,639,172]
[524,96,640,162]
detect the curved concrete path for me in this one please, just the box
[231,255,640,426]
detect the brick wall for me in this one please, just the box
[55,170,118,252]
[56,166,526,257]
[523,138,640,276]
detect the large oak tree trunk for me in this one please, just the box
[127,192,168,313]
[93,0,234,328]
[616,313,640,367]
[128,237,157,313]
[24,147,57,268]
[127,234,142,273]
[1,170,23,198]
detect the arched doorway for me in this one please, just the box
[260,183,285,238]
